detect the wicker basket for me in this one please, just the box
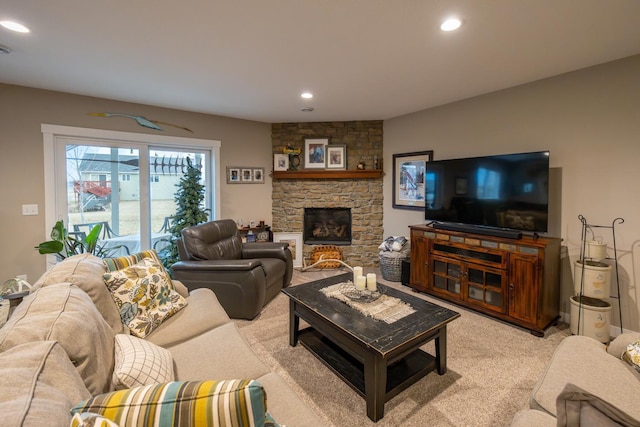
[379,250,409,282]
[310,245,343,269]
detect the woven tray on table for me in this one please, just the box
[379,249,409,282]
[310,245,343,269]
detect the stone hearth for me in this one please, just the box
[271,121,383,267]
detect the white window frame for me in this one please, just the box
[42,124,220,265]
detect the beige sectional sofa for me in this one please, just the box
[512,333,640,426]
[0,254,324,426]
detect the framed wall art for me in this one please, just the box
[392,150,434,210]
[274,154,289,171]
[227,167,265,184]
[326,144,346,169]
[273,232,303,268]
[227,167,241,183]
[304,138,328,169]
[253,168,264,182]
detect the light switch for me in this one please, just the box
[21,204,38,216]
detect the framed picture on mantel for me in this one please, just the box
[392,150,433,210]
[304,138,328,169]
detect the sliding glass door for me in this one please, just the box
[43,125,220,262]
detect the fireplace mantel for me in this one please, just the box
[272,170,383,180]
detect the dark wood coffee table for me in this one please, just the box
[282,273,460,421]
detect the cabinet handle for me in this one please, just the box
[509,283,514,290]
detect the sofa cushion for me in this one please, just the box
[556,383,640,426]
[167,322,270,381]
[256,372,329,427]
[32,253,126,335]
[0,341,91,427]
[103,257,187,338]
[146,288,231,348]
[71,380,276,427]
[607,332,640,359]
[112,334,174,389]
[530,335,640,420]
[0,283,115,395]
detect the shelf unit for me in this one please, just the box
[575,215,624,336]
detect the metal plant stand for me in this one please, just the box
[576,215,624,336]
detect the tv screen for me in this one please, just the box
[425,151,550,233]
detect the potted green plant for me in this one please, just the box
[36,220,121,259]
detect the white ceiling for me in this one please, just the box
[1,1,640,123]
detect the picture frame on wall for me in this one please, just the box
[274,154,289,171]
[273,232,303,268]
[326,144,347,169]
[227,167,265,184]
[227,167,241,183]
[392,150,434,210]
[304,138,328,169]
[253,168,264,183]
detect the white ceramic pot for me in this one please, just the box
[570,295,611,344]
[584,240,607,261]
[574,260,611,299]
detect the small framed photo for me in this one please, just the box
[227,167,241,183]
[304,138,328,169]
[253,168,264,183]
[274,154,289,171]
[241,168,253,182]
[273,232,303,268]
[326,144,347,169]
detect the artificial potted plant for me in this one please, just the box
[36,220,120,259]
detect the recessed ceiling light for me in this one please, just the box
[440,18,462,32]
[301,92,313,99]
[0,20,30,33]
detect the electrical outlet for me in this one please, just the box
[21,204,38,216]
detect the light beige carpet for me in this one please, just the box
[235,268,570,426]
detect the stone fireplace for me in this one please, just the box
[271,121,384,267]
[303,207,352,245]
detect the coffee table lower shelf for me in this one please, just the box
[298,327,437,400]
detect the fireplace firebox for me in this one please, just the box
[303,208,352,245]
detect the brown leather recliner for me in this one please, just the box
[171,219,293,320]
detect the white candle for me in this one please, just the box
[356,275,367,291]
[353,266,363,282]
[366,273,377,292]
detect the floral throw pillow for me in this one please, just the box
[622,340,640,373]
[103,257,187,338]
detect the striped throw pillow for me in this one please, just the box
[102,249,163,272]
[71,380,279,427]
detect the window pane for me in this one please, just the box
[66,145,140,251]
[149,150,208,253]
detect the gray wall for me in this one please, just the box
[383,54,640,332]
[0,84,272,284]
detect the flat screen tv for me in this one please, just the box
[425,151,550,235]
